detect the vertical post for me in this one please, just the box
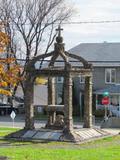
[119,95,120,112]
[12,119,14,128]
[24,75,34,130]
[47,77,56,127]
[83,76,93,128]
[79,92,83,120]
[64,73,73,132]
[96,94,97,109]
[104,105,107,120]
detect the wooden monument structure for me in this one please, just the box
[24,26,93,141]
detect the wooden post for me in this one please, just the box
[83,76,93,128]
[46,77,56,127]
[64,73,73,132]
[24,75,35,130]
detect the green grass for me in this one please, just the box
[0,140,120,160]
[0,127,19,137]
[0,127,120,160]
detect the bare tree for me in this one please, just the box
[0,0,73,61]
[11,0,72,61]
[0,0,73,104]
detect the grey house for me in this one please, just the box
[56,42,120,116]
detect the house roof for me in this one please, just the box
[94,84,120,94]
[68,42,120,66]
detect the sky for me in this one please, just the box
[62,0,120,50]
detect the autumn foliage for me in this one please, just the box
[0,22,21,96]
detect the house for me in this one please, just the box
[1,42,120,117]
[0,85,48,115]
[56,42,120,117]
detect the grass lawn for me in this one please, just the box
[0,127,120,160]
[0,127,19,137]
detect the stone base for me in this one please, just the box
[45,114,65,130]
[6,128,110,143]
[101,117,120,128]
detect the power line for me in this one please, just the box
[62,20,120,24]
[5,20,120,26]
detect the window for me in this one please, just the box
[79,76,85,83]
[105,68,116,84]
[57,77,64,83]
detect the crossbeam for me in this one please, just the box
[31,68,92,77]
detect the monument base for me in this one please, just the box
[6,128,110,143]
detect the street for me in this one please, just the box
[0,114,101,129]
[0,115,46,128]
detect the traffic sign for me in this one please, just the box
[10,111,16,120]
[102,97,109,105]
[10,111,16,128]
[103,91,109,97]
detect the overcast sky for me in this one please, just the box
[62,0,120,50]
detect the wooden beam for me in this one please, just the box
[29,68,92,77]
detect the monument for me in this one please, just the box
[7,26,109,142]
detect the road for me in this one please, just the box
[0,114,101,129]
[0,115,46,128]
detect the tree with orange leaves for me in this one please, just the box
[0,22,21,97]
